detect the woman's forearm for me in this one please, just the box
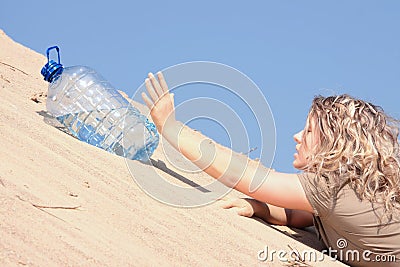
[253,202,288,225]
[162,120,266,193]
[253,202,314,228]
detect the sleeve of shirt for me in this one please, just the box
[297,172,332,218]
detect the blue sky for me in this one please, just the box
[2,1,399,173]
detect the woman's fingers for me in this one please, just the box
[148,72,164,97]
[220,199,252,217]
[141,92,153,110]
[221,201,233,209]
[237,208,252,217]
[157,71,169,93]
[145,77,159,103]
[220,199,238,209]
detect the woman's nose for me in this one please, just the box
[294,130,303,143]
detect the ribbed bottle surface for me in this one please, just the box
[46,66,159,161]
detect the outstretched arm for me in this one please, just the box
[142,72,313,213]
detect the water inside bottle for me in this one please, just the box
[56,108,158,161]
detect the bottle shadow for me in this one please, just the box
[36,110,72,136]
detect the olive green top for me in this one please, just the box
[298,172,400,266]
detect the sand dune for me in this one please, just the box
[0,29,346,266]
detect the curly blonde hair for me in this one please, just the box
[305,94,400,218]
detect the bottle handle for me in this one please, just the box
[46,46,61,64]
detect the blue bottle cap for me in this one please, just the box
[41,46,64,82]
[41,60,63,82]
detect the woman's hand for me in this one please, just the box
[142,72,176,133]
[221,198,267,217]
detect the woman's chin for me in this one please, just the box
[293,162,301,170]
[293,159,306,170]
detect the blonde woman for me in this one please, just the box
[142,72,399,266]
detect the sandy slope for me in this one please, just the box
[0,30,346,266]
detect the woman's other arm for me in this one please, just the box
[221,198,314,228]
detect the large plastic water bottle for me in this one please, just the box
[41,46,159,161]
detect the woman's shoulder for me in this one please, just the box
[296,172,332,217]
[297,172,400,222]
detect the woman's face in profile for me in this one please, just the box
[292,116,319,170]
